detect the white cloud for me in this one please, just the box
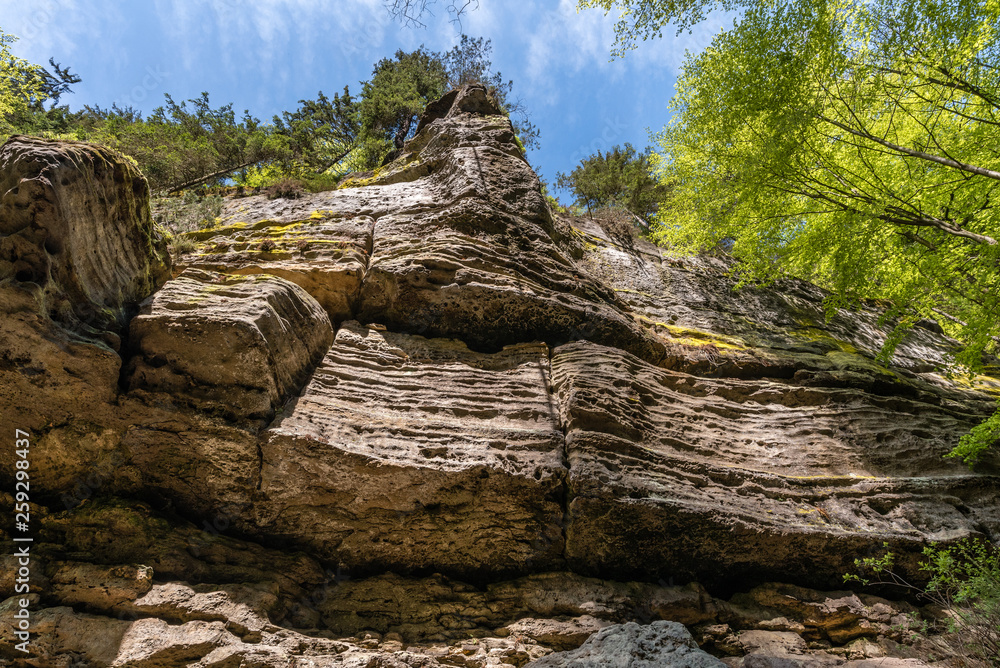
[2,0,106,65]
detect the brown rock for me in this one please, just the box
[49,562,153,611]
[0,600,131,668]
[1,88,995,668]
[354,84,664,363]
[503,615,610,650]
[316,571,713,642]
[122,582,277,641]
[0,135,170,338]
[256,320,566,578]
[178,211,372,323]
[126,268,333,420]
[37,499,328,623]
[725,583,919,644]
[738,630,809,655]
[552,340,1000,588]
[111,618,238,666]
[0,136,169,491]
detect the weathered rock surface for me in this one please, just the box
[179,211,372,323]
[0,136,170,492]
[525,620,726,667]
[0,135,170,338]
[256,319,566,578]
[315,571,714,639]
[1,86,996,667]
[126,267,333,420]
[553,339,999,587]
[504,615,612,651]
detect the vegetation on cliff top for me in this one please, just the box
[0,30,536,195]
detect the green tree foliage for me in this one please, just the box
[272,86,361,175]
[0,27,47,136]
[360,47,447,157]
[89,93,283,192]
[578,0,752,57]
[4,57,82,136]
[582,0,1000,465]
[848,539,1000,665]
[555,143,668,220]
[440,35,540,150]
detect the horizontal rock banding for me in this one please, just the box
[257,320,567,579]
[126,268,333,420]
[551,340,1000,587]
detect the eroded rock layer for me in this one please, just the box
[256,320,566,579]
[127,268,333,420]
[1,85,997,667]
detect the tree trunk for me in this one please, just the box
[394,115,413,150]
[166,159,259,194]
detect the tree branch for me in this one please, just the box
[166,159,259,194]
[818,113,1000,182]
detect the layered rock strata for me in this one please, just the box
[1,85,997,666]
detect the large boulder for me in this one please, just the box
[524,620,726,667]
[0,135,170,339]
[126,268,333,421]
[0,136,170,491]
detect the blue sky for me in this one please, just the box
[2,0,733,195]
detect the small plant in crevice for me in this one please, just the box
[295,240,310,254]
[258,239,278,253]
[169,237,197,256]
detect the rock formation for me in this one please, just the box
[0,84,997,667]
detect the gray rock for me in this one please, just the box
[525,620,726,667]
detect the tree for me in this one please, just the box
[273,86,361,174]
[360,47,447,160]
[439,35,540,150]
[384,0,481,28]
[87,93,283,192]
[580,0,1000,465]
[555,143,669,221]
[0,27,47,136]
[578,0,752,57]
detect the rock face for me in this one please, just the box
[256,320,566,578]
[1,85,998,667]
[127,268,333,421]
[525,620,726,667]
[0,135,170,338]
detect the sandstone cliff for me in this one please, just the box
[0,85,997,667]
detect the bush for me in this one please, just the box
[264,178,305,200]
[299,172,342,193]
[848,539,1000,666]
[170,237,197,256]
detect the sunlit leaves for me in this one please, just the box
[639,0,1000,464]
[0,27,46,136]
